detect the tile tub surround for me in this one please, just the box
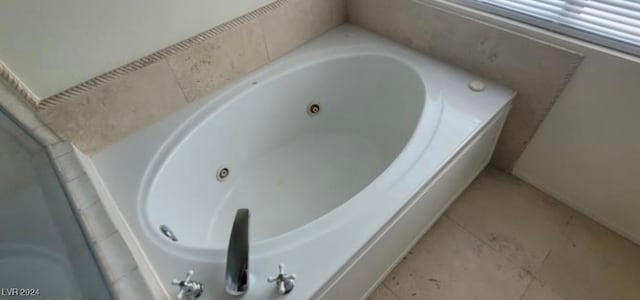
[47,143,157,299]
[37,0,346,154]
[348,0,584,171]
[1,81,154,299]
[368,166,640,300]
[38,61,189,155]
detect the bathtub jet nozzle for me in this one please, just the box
[160,224,178,242]
[225,208,250,296]
[307,103,320,116]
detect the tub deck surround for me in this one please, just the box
[39,145,157,299]
[0,82,153,298]
[87,25,514,299]
[348,0,584,171]
[36,0,346,154]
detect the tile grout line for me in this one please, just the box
[443,214,535,277]
[255,8,275,62]
[518,277,535,300]
[92,227,120,247]
[516,210,574,299]
[381,281,403,300]
[444,168,575,266]
[77,195,105,215]
[444,214,538,298]
[562,213,575,237]
[163,58,190,105]
[517,244,555,300]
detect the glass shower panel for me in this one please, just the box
[0,109,112,299]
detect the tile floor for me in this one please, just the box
[369,166,640,300]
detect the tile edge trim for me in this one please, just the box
[36,0,289,111]
[0,61,40,108]
[505,53,585,171]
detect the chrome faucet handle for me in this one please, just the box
[267,264,296,295]
[172,270,203,299]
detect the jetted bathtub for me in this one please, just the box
[90,25,514,299]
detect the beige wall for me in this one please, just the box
[513,35,640,244]
[0,0,278,98]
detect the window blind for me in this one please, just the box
[455,0,640,55]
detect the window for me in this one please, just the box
[451,0,640,56]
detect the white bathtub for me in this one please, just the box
[90,25,513,299]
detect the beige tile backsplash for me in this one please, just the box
[38,60,188,154]
[38,0,346,154]
[167,22,270,102]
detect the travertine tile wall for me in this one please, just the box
[39,61,187,154]
[166,24,270,102]
[38,0,346,154]
[348,0,584,170]
[51,143,157,299]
